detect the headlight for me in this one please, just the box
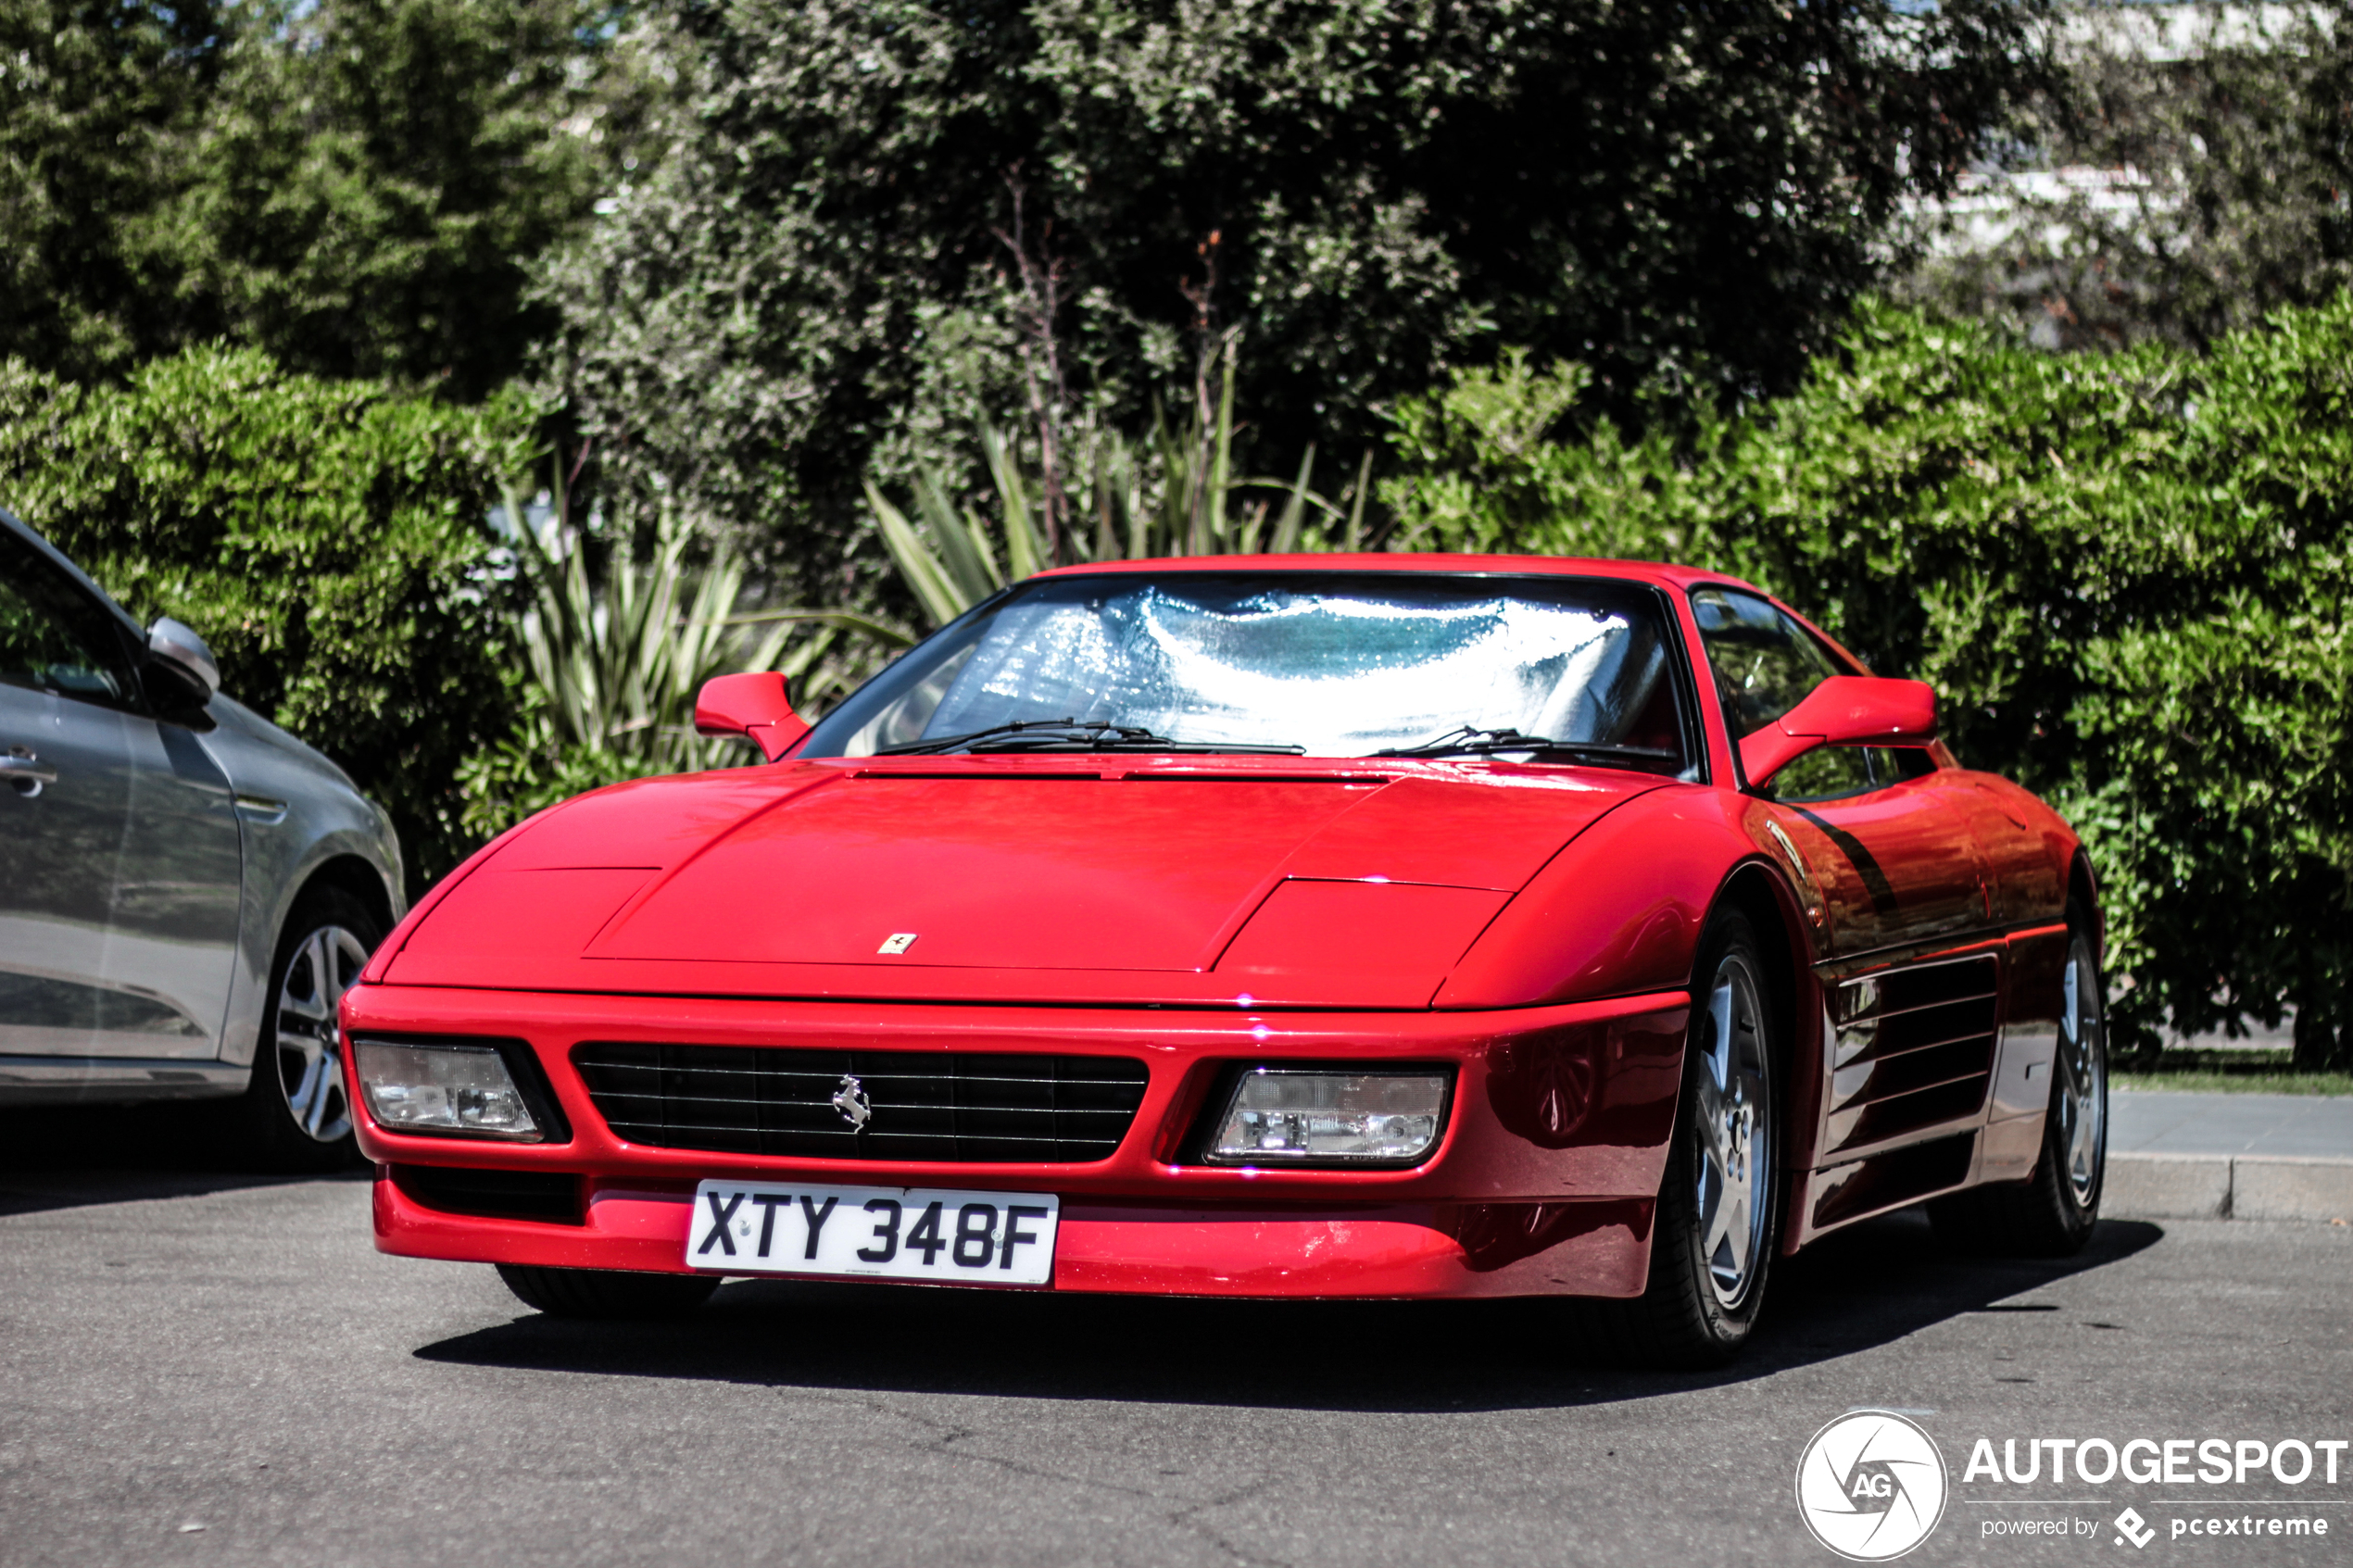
[353,1038,544,1142]
[1202,1068,1450,1166]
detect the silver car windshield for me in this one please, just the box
[800,572,1692,769]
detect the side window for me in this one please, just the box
[1870,746,1938,784]
[1768,744,1874,802]
[0,530,137,705]
[1769,745,1938,804]
[1689,586,1842,737]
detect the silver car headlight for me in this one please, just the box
[1201,1068,1451,1166]
[353,1037,547,1142]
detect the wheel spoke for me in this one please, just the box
[1694,1087,1730,1164]
[306,1073,340,1136]
[277,991,332,1025]
[323,933,359,998]
[1703,1183,1737,1255]
[1720,1198,1755,1279]
[1706,982,1735,1090]
[286,1051,326,1119]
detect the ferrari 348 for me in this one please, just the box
[345,557,2104,1364]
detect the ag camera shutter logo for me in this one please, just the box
[1795,1411,1950,1561]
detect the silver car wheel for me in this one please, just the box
[1694,952,1772,1310]
[2055,935,2107,1207]
[274,924,370,1144]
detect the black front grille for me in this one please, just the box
[389,1163,582,1223]
[573,1044,1150,1162]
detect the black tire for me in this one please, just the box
[228,884,384,1173]
[497,1264,721,1320]
[1931,904,2106,1258]
[1589,909,1786,1368]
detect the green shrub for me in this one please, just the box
[0,345,537,888]
[1386,300,2353,1067]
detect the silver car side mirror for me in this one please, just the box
[147,617,221,698]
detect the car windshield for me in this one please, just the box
[799,571,1694,771]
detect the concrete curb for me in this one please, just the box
[2106,1152,2353,1223]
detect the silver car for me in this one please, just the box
[0,509,405,1168]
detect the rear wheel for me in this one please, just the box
[497,1264,721,1320]
[1931,908,2106,1257]
[1590,909,1784,1367]
[229,885,383,1172]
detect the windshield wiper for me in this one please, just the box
[1375,726,1682,770]
[878,719,1305,757]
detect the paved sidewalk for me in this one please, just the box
[2105,1089,2353,1223]
[2110,1089,2353,1158]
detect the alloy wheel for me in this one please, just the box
[2056,935,2107,1207]
[274,925,371,1143]
[1694,952,1773,1310]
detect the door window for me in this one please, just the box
[1769,744,1940,804]
[1768,743,1875,802]
[0,531,136,705]
[1689,586,1842,737]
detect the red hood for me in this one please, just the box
[383,758,1660,1007]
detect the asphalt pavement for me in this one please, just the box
[1,1122,2347,1567]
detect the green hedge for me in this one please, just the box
[1387,300,2353,1066]
[11,320,2342,1064]
[0,346,536,889]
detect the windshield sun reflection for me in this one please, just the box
[800,572,1693,772]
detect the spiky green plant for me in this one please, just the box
[864,345,1377,627]
[460,468,909,833]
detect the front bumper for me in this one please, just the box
[345,985,1687,1300]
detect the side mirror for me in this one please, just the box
[145,617,220,704]
[1739,675,1935,789]
[694,671,810,762]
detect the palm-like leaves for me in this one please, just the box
[509,495,786,773]
[459,472,910,834]
[865,347,1376,628]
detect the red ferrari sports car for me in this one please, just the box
[345,556,2105,1364]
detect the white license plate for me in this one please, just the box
[685,1180,1059,1286]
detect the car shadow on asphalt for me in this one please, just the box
[0,1102,369,1216]
[410,1210,2163,1412]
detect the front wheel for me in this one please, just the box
[228,885,383,1172]
[497,1264,721,1320]
[1931,909,2106,1256]
[1591,909,1784,1367]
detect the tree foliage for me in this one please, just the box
[0,346,537,886]
[0,0,633,394]
[161,0,639,398]
[1900,1,2353,351]
[541,0,2051,600]
[1386,298,2353,1067]
[0,0,229,375]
